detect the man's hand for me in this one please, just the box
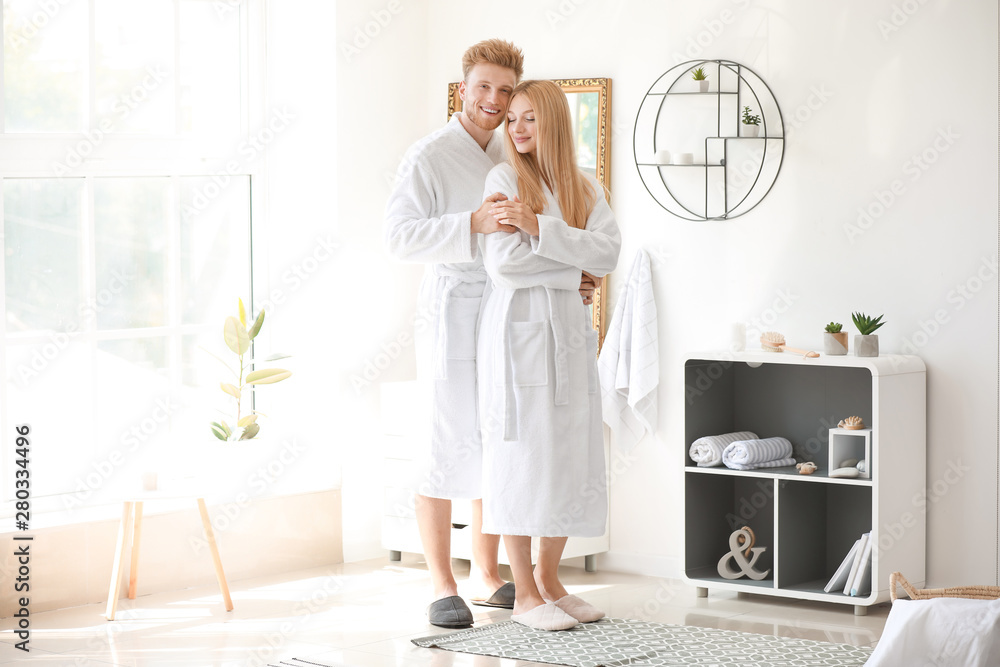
[490,196,539,236]
[580,271,598,306]
[472,192,517,234]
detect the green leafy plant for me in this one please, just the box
[825,322,843,333]
[852,312,886,336]
[210,299,292,441]
[691,66,708,81]
[741,106,761,125]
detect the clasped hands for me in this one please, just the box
[471,192,538,236]
[473,192,596,305]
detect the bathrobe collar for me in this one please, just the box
[449,112,505,164]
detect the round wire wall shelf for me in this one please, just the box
[633,59,784,221]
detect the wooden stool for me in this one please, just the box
[105,496,234,620]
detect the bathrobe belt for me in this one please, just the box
[501,287,570,442]
[432,267,486,381]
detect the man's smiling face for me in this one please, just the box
[459,63,517,133]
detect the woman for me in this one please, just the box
[477,80,621,631]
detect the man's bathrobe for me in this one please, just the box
[384,112,504,500]
[477,163,621,537]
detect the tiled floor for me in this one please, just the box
[0,555,889,665]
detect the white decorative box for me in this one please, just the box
[828,427,872,479]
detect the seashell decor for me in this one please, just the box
[796,461,817,475]
[838,416,865,430]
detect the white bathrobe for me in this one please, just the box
[477,163,621,537]
[384,112,505,500]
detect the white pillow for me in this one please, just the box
[866,598,1000,666]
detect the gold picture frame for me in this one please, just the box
[448,77,612,350]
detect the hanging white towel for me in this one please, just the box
[598,249,659,451]
[689,431,758,467]
[722,437,795,470]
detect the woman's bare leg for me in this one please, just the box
[534,536,569,601]
[503,535,545,614]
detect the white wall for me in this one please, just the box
[336,0,999,585]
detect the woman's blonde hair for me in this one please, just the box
[461,39,524,82]
[503,80,596,230]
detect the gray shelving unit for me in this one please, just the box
[682,352,926,614]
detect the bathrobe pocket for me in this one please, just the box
[445,295,481,360]
[497,320,549,387]
[585,329,599,394]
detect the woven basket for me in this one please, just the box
[890,571,1000,602]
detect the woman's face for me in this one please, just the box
[506,94,537,155]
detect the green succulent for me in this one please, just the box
[209,299,292,441]
[691,66,708,81]
[851,312,886,336]
[741,106,761,125]
[825,322,843,333]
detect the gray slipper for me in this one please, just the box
[427,595,473,628]
[470,582,516,609]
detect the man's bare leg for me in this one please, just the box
[469,498,507,599]
[415,494,458,599]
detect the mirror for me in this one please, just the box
[448,77,612,349]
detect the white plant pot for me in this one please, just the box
[823,332,849,355]
[742,124,760,138]
[854,334,879,357]
[697,80,709,93]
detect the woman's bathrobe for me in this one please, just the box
[477,163,621,537]
[384,112,505,500]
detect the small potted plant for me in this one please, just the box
[210,299,292,441]
[741,106,761,137]
[824,322,848,355]
[851,312,885,357]
[691,66,709,93]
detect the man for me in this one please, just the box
[384,38,524,628]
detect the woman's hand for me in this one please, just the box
[490,196,539,236]
[579,271,597,305]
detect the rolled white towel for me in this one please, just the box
[689,431,758,467]
[722,437,795,471]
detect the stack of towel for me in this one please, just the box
[689,431,796,471]
[689,431,758,467]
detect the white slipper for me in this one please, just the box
[511,601,579,631]
[552,594,605,623]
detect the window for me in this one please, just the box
[1,0,260,510]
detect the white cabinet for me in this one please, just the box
[380,381,609,570]
[683,352,926,614]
